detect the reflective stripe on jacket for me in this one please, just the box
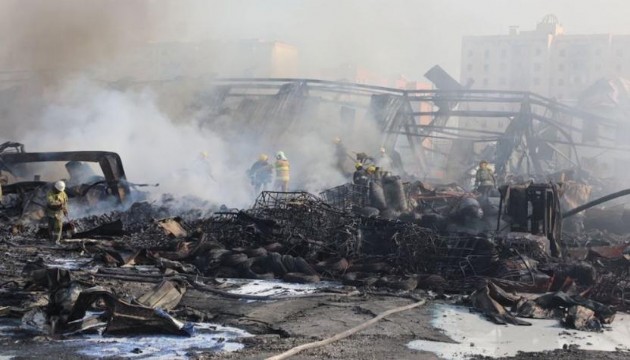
[275,159,290,181]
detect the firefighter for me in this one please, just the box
[366,164,379,181]
[376,147,393,171]
[353,163,369,186]
[274,151,290,192]
[333,137,351,177]
[356,152,375,166]
[248,154,274,193]
[475,160,496,196]
[46,181,69,243]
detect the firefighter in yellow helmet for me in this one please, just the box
[353,163,369,186]
[46,181,69,243]
[248,153,273,193]
[274,151,290,192]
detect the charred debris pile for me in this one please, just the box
[2,178,630,337]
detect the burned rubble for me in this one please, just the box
[1,79,630,359]
[2,166,629,348]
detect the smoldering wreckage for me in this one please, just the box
[2,74,630,359]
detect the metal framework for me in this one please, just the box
[192,78,628,179]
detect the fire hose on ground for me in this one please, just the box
[562,188,630,219]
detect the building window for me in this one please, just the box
[534,63,541,72]
[559,49,566,57]
[467,64,473,71]
[558,64,564,71]
[558,79,564,86]
[533,78,540,85]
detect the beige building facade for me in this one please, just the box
[461,15,630,101]
[459,15,630,135]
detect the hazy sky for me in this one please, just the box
[2,0,629,80]
[178,0,630,79]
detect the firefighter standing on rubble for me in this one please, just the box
[366,165,379,181]
[274,151,290,192]
[475,160,496,196]
[376,147,393,171]
[333,137,352,177]
[46,181,68,243]
[248,154,274,193]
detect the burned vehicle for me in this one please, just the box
[0,143,132,224]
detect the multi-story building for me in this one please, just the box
[459,14,630,134]
[461,14,630,101]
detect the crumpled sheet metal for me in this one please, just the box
[67,286,193,336]
[136,280,186,311]
[470,282,531,326]
[472,281,617,331]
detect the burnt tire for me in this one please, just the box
[208,249,231,260]
[348,262,391,273]
[294,257,318,276]
[377,276,418,291]
[283,272,320,284]
[341,272,379,287]
[250,256,270,274]
[240,259,276,280]
[264,242,283,252]
[267,252,288,276]
[316,257,349,273]
[221,253,249,267]
[282,255,297,273]
[244,247,268,258]
[416,274,447,291]
[213,266,241,278]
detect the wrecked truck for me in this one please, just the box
[0,148,133,224]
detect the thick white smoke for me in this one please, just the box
[17,78,382,210]
[21,78,254,207]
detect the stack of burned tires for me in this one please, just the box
[191,239,446,292]
[193,241,320,283]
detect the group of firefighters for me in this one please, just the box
[245,138,497,196]
[44,144,496,244]
[247,151,290,193]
